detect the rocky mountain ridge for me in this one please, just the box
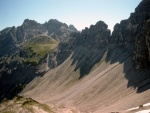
[0,19,77,56]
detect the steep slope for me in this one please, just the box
[21,45,150,113]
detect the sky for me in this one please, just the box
[0,0,142,32]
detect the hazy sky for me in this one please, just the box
[0,0,141,31]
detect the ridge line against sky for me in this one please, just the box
[0,0,141,31]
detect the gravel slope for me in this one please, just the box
[21,48,150,113]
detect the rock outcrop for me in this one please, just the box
[44,19,76,42]
[72,21,110,49]
[135,19,150,68]
[146,20,150,62]
[110,0,150,68]
[69,24,78,32]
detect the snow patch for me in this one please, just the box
[126,107,139,111]
[136,109,150,113]
[143,103,150,107]
[126,102,150,112]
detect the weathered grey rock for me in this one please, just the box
[69,24,78,32]
[110,0,150,68]
[146,20,150,62]
[135,19,150,68]
[73,21,110,49]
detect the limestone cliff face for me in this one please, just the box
[110,0,150,68]
[135,19,150,68]
[69,24,78,32]
[110,19,136,44]
[110,0,150,45]
[146,20,150,62]
[132,0,150,68]
[44,19,76,42]
[73,21,110,49]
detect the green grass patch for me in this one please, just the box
[21,36,58,65]
[0,96,55,113]
[22,97,54,113]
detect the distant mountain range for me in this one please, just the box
[0,19,77,56]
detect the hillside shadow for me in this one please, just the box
[0,62,45,102]
[71,44,150,93]
[71,47,107,79]
[105,44,150,93]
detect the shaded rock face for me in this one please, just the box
[0,27,18,56]
[56,42,74,65]
[72,21,110,49]
[44,19,76,42]
[135,20,150,68]
[19,19,46,41]
[133,0,150,68]
[146,21,150,62]
[69,24,78,32]
[110,0,150,68]
[110,0,150,45]
[0,57,38,101]
[44,19,68,35]
[110,20,136,44]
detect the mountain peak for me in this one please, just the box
[69,24,78,32]
[48,19,59,23]
[22,19,40,29]
[23,19,30,23]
